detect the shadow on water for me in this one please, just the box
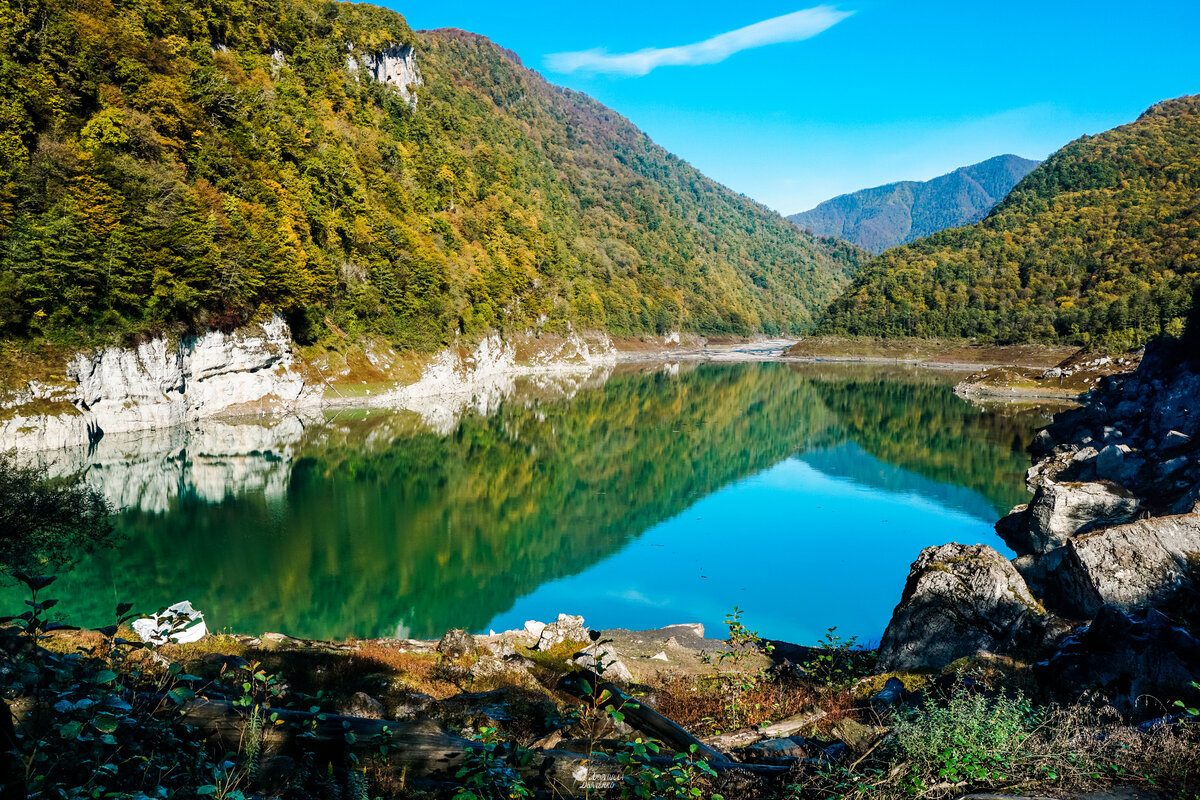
[12,362,1059,642]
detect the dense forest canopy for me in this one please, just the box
[0,0,864,350]
[815,95,1200,348]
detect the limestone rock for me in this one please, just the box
[337,692,385,719]
[1053,513,1200,618]
[436,629,476,659]
[535,613,589,650]
[131,601,207,645]
[996,481,1140,556]
[572,648,634,683]
[391,691,435,720]
[878,544,1044,670]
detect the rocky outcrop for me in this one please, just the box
[877,543,1045,670]
[347,44,422,107]
[0,316,311,452]
[1039,605,1200,713]
[1049,514,1200,618]
[1,325,619,453]
[995,340,1200,620]
[997,481,1141,556]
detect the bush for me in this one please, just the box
[893,689,1039,789]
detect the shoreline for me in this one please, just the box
[2,327,1118,453]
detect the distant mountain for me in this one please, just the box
[815,95,1200,347]
[789,155,1041,254]
[0,0,861,349]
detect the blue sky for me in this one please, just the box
[394,1,1200,214]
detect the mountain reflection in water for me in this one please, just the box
[15,362,1061,644]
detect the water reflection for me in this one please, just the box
[16,362,1058,644]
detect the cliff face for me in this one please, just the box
[0,321,618,451]
[1,317,308,450]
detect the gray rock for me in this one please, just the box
[337,692,384,719]
[1159,456,1189,476]
[1095,444,1127,480]
[573,647,634,683]
[1053,513,1200,618]
[870,676,907,710]
[745,736,813,759]
[878,544,1045,671]
[392,691,435,720]
[436,629,476,659]
[1039,605,1200,715]
[535,613,589,650]
[1173,485,1200,515]
[996,481,1141,556]
[1165,430,1193,449]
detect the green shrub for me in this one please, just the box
[893,689,1039,789]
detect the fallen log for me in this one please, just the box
[701,708,828,751]
[556,670,728,762]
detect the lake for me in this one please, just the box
[12,361,1062,646]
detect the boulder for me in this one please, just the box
[996,481,1141,556]
[1052,513,1200,618]
[436,629,476,659]
[1039,605,1200,715]
[534,613,589,650]
[572,647,634,683]
[391,691,435,720]
[878,544,1045,671]
[337,691,385,719]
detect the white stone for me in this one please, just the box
[132,601,208,645]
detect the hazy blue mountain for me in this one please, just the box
[789,155,1041,253]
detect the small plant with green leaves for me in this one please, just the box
[700,607,775,729]
[893,687,1041,791]
[616,738,723,800]
[452,726,533,800]
[800,626,875,688]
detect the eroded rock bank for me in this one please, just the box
[0,319,622,451]
[879,337,1200,710]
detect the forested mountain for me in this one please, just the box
[789,155,1040,254]
[0,0,863,350]
[816,96,1200,347]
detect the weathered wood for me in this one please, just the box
[701,708,828,751]
[556,670,728,761]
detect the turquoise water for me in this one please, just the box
[13,361,1056,645]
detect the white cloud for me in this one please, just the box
[545,6,853,76]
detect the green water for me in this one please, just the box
[13,362,1059,644]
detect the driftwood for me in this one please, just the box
[556,670,728,761]
[701,708,828,751]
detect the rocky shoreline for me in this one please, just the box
[0,319,803,452]
[877,336,1200,713]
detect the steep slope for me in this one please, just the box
[0,0,861,351]
[789,155,1040,254]
[816,96,1200,346]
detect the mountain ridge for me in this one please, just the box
[0,0,863,350]
[814,95,1200,347]
[789,154,1041,253]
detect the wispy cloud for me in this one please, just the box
[545,6,853,77]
